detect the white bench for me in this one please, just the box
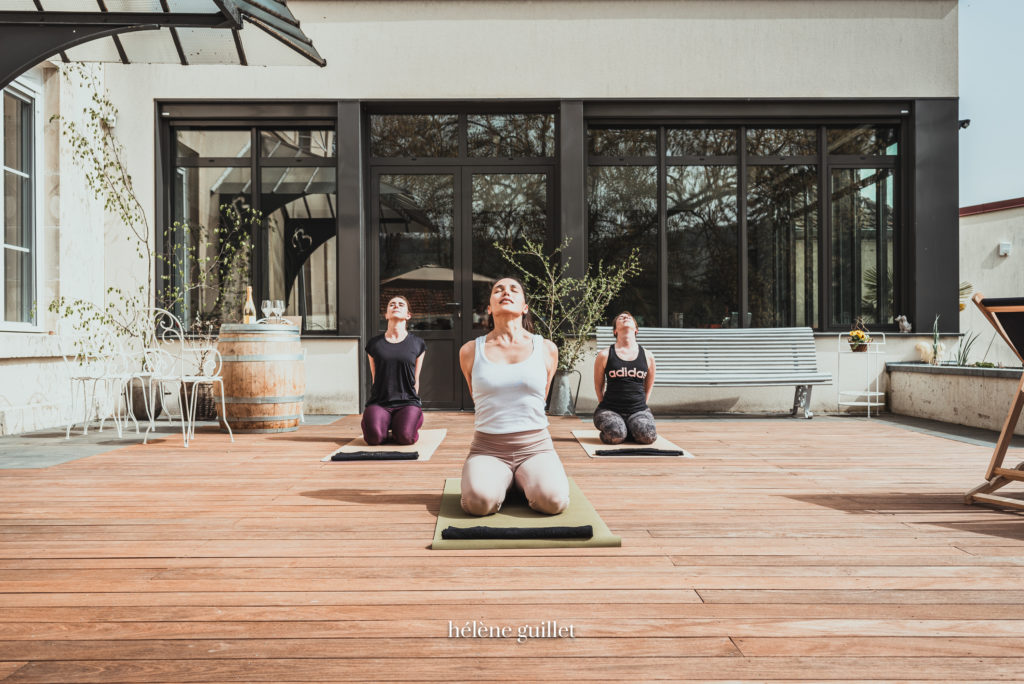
[595,326,832,418]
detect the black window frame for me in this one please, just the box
[158,102,342,337]
[584,111,906,332]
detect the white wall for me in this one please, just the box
[959,205,1024,368]
[99,0,958,103]
[0,64,108,434]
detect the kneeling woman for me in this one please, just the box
[458,277,569,516]
[362,296,426,445]
[593,311,657,444]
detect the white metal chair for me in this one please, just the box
[143,308,233,448]
[59,323,127,439]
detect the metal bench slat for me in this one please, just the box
[594,326,832,389]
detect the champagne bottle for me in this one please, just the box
[243,286,257,324]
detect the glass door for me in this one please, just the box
[372,170,462,409]
[371,168,553,410]
[461,170,554,407]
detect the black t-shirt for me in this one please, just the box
[596,344,650,416]
[365,333,427,408]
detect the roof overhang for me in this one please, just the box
[0,0,325,89]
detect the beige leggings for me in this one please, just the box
[460,428,570,516]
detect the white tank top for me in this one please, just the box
[472,333,549,434]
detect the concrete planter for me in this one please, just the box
[887,362,1024,435]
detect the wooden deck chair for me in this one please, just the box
[965,293,1024,510]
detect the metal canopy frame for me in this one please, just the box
[0,0,325,89]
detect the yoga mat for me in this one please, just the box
[430,477,621,550]
[571,430,694,459]
[321,428,446,462]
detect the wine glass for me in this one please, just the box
[261,300,272,322]
[272,299,285,323]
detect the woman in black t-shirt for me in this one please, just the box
[362,295,427,445]
[592,311,657,444]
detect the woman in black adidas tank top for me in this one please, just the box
[593,311,658,444]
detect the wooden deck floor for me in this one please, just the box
[2,413,1024,682]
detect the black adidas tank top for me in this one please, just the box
[597,344,649,416]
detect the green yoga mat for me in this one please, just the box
[431,477,621,550]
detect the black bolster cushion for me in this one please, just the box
[442,525,593,540]
[594,448,684,456]
[330,451,419,461]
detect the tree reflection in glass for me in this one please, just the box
[667,128,737,157]
[378,174,456,331]
[588,128,657,157]
[467,114,555,158]
[747,165,818,328]
[666,165,738,328]
[747,128,817,157]
[471,173,548,328]
[370,115,459,158]
[830,168,894,328]
[587,166,658,325]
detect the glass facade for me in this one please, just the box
[170,127,337,333]
[586,123,898,330]
[162,108,906,340]
[369,111,555,335]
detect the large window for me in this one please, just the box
[2,88,36,326]
[170,127,337,333]
[586,123,898,330]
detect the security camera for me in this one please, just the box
[959,119,971,129]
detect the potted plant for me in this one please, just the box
[49,65,258,421]
[157,208,258,420]
[847,322,872,352]
[494,237,641,415]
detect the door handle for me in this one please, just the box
[445,302,462,307]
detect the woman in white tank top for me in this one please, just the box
[457,277,570,515]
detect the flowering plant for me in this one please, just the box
[847,322,872,350]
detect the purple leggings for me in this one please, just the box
[361,404,424,446]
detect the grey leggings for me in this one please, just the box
[593,408,657,445]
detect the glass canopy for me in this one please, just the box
[0,0,325,88]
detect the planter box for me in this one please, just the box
[887,362,1024,435]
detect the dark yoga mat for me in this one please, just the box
[594,447,684,456]
[330,451,418,461]
[430,477,620,550]
[442,525,593,540]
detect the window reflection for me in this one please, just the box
[169,166,253,329]
[467,114,555,158]
[263,167,337,332]
[175,129,250,159]
[747,165,818,328]
[747,128,817,157]
[666,165,739,328]
[3,96,32,318]
[827,126,898,155]
[588,128,657,157]
[587,166,658,325]
[831,168,894,327]
[261,129,336,158]
[470,173,548,329]
[667,128,737,157]
[370,115,458,158]
[378,174,456,331]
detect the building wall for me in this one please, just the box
[0,1,960,432]
[959,205,1024,368]
[0,65,108,434]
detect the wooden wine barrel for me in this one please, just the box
[216,324,305,433]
